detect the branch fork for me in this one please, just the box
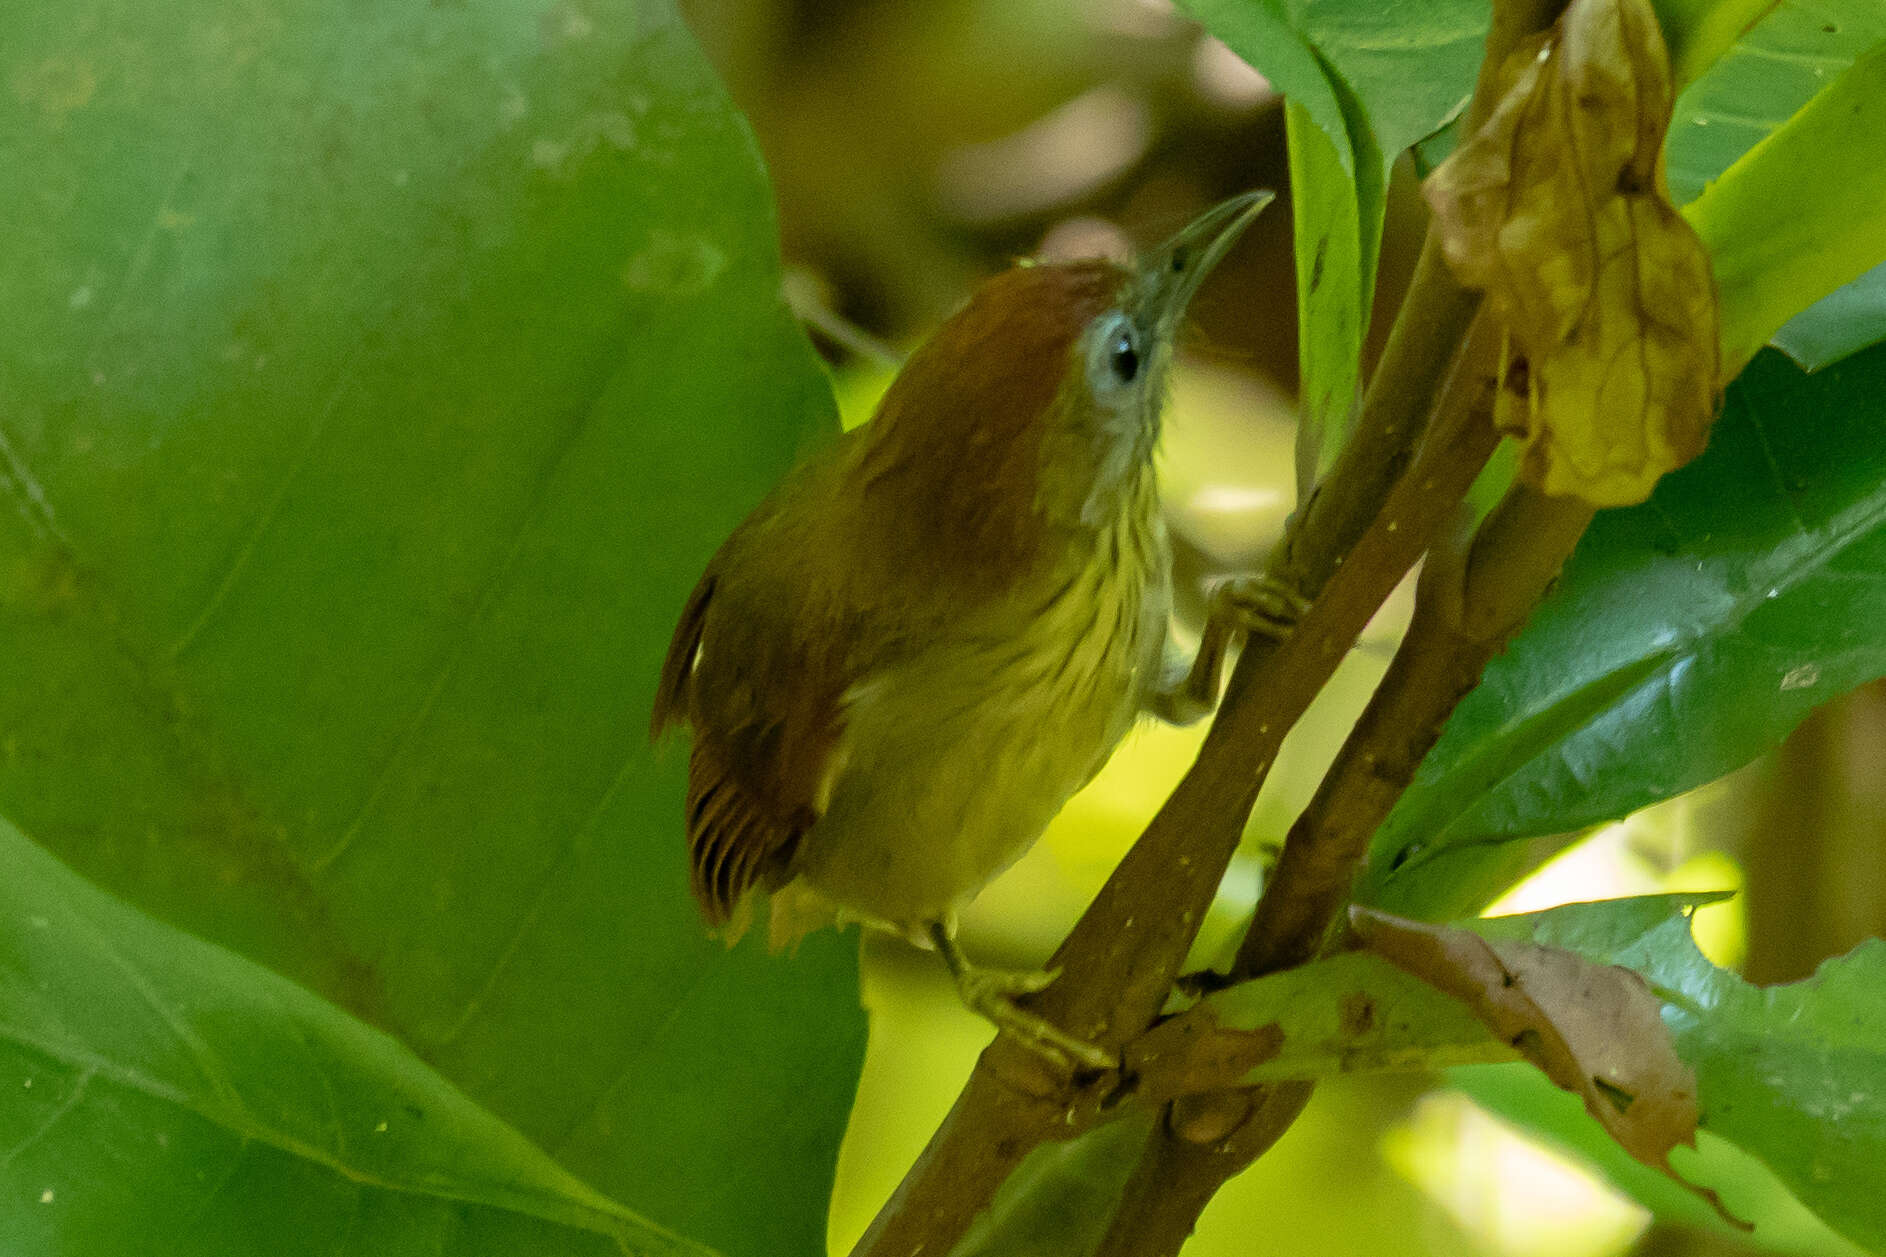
[849,0,1735,1248]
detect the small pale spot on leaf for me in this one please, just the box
[532,112,638,179]
[622,231,727,297]
[1780,663,1821,691]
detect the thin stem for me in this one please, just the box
[1080,316,1503,1257]
[850,1062,1074,1257]
[1236,482,1595,979]
[1091,1083,1314,1257]
[1080,5,1582,1242]
[1091,480,1594,1257]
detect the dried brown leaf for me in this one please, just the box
[1425,0,1719,507]
[1351,906,1745,1227]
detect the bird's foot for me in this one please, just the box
[927,923,1117,1072]
[1211,573,1310,641]
[955,966,1118,1072]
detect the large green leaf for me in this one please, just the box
[1178,0,1485,467]
[1662,6,1886,370]
[1192,897,1886,1250]
[1656,941,1886,1252]
[1459,1065,1872,1257]
[1474,903,1886,1254]
[1650,0,1773,86]
[1687,43,1886,374]
[1665,4,1886,205]
[0,815,706,1257]
[0,3,864,1254]
[1773,260,1886,374]
[1360,344,1886,919]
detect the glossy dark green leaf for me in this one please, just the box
[1649,0,1772,86]
[1216,0,1487,164]
[1178,0,1485,468]
[0,2,863,1254]
[1362,345,1886,919]
[1411,111,1465,177]
[0,814,710,1257]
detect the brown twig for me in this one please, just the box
[1088,482,1596,1257]
[1081,315,1503,1256]
[1091,474,1598,1257]
[1076,1,1581,1245]
[1091,1083,1314,1257]
[1235,484,1596,978]
[1101,479,1599,1245]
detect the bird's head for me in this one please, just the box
[860,191,1273,583]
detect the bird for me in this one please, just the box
[652,191,1290,1069]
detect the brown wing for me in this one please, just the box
[652,559,848,928]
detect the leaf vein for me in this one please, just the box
[0,1066,95,1168]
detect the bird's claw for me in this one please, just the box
[927,922,1117,1071]
[1210,573,1309,641]
[956,966,1119,1072]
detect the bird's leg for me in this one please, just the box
[1149,573,1311,725]
[927,921,1117,1071]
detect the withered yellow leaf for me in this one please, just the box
[1426,0,1719,507]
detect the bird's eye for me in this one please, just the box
[1088,312,1144,400]
[1110,327,1140,384]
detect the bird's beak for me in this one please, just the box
[1137,189,1275,336]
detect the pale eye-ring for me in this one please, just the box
[1088,312,1143,397]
